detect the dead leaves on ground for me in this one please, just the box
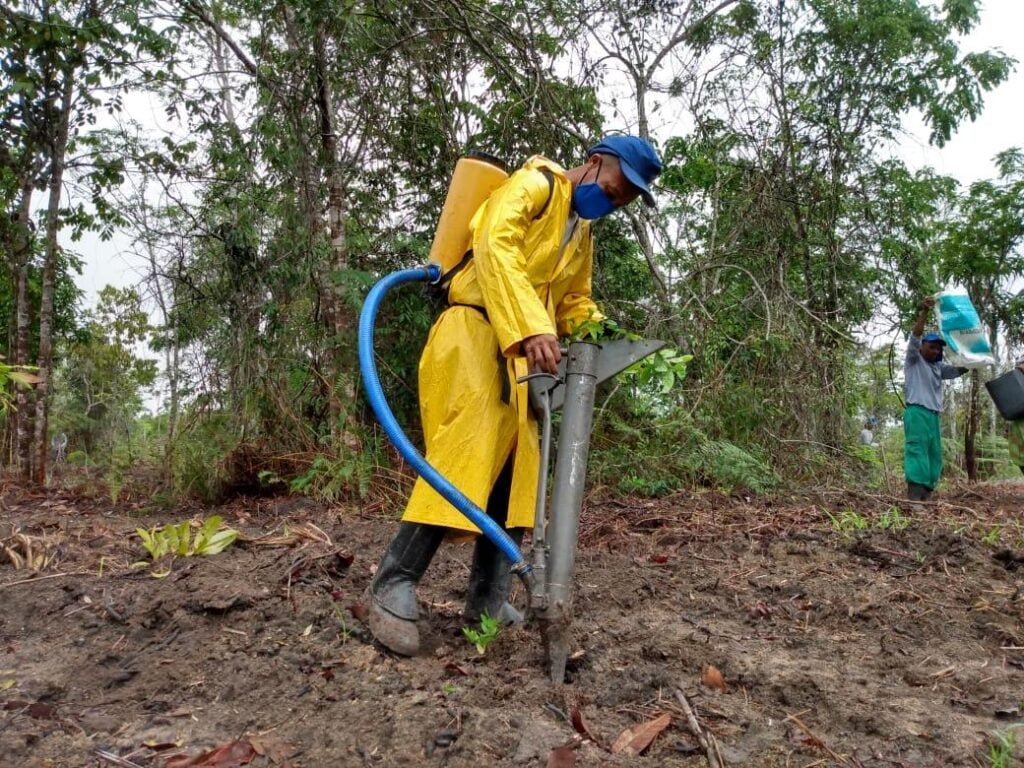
[546,744,577,767]
[563,706,672,761]
[2,528,61,571]
[701,664,728,692]
[164,739,256,768]
[610,712,672,756]
[239,522,333,548]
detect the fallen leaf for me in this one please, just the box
[786,727,823,749]
[610,713,671,755]
[144,740,182,751]
[701,664,727,692]
[546,746,576,768]
[165,739,256,768]
[301,624,313,637]
[444,662,471,677]
[569,707,603,748]
[0,679,15,690]
[334,551,354,568]
[248,734,293,766]
[348,602,368,622]
[1,700,54,719]
[650,554,670,564]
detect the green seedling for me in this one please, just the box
[876,506,910,532]
[462,612,501,655]
[981,525,1003,547]
[135,515,238,571]
[986,727,1017,768]
[441,682,458,695]
[333,604,352,644]
[826,508,870,537]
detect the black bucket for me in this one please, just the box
[985,368,1024,421]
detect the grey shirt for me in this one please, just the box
[904,334,966,412]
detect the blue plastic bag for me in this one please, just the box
[934,286,995,368]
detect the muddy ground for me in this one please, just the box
[2,480,1023,768]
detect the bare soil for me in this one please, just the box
[2,480,1023,768]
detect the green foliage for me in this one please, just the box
[288,447,379,503]
[629,349,694,396]
[49,286,156,466]
[877,506,910,532]
[986,727,1018,768]
[827,509,871,536]
[135,516,238,563]
[829,506,911,536]
[0,360,39,412]
[462,612,501,655]
[980,525,1003,547]
[169,414,240,503]
[592,399,779,496]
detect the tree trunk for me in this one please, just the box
[32,69,75,486]
[964,370,980,482]
[13,183,35,479]
[312,25,359,448]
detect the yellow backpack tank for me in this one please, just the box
[428,152,509,277]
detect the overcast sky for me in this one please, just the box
[69,0,1024,306]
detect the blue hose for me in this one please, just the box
[358,265,533,585]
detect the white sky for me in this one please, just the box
[68,0,1024,306]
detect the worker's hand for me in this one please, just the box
[522,333,561,374]
[918,296,936,311]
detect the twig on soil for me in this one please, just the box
[0,570,88,589]
[103,589,127,624]
[674,688,725,768]
[783,712,853,766]
[95,750,145,768]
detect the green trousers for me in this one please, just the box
[1009,419,1023,469]
[904,404,942,490]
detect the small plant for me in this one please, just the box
[257,469,286,489]
[462,612,501,655]
[333,604,352,644]
[876,506,910,532]
[136,515,238,564]
[0,358,39,413]
[441,682,459,695]
[981,525,1003,547]
[986,727,1017,768]
[827,508,870,536]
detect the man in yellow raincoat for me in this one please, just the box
[369,136,663,655]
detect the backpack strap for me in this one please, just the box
[535,168,555,219]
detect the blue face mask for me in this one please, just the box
[572,160,617,220]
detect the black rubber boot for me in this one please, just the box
[465,527,525,626]
[464,459,525,626]
[367,522,444,656]
[907,482,931,501]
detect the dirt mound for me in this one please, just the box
[1,484,1022,766]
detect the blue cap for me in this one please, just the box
[587,135,663,207]
[922,332,945,345]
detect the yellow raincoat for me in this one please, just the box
[402,156,603,532]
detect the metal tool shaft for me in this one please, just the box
[542,342,600,682]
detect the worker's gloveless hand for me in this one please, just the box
[918,296,936,311]
[522,333,561,374]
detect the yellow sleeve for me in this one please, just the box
[473,169,555,357]
[556,226,604,337]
